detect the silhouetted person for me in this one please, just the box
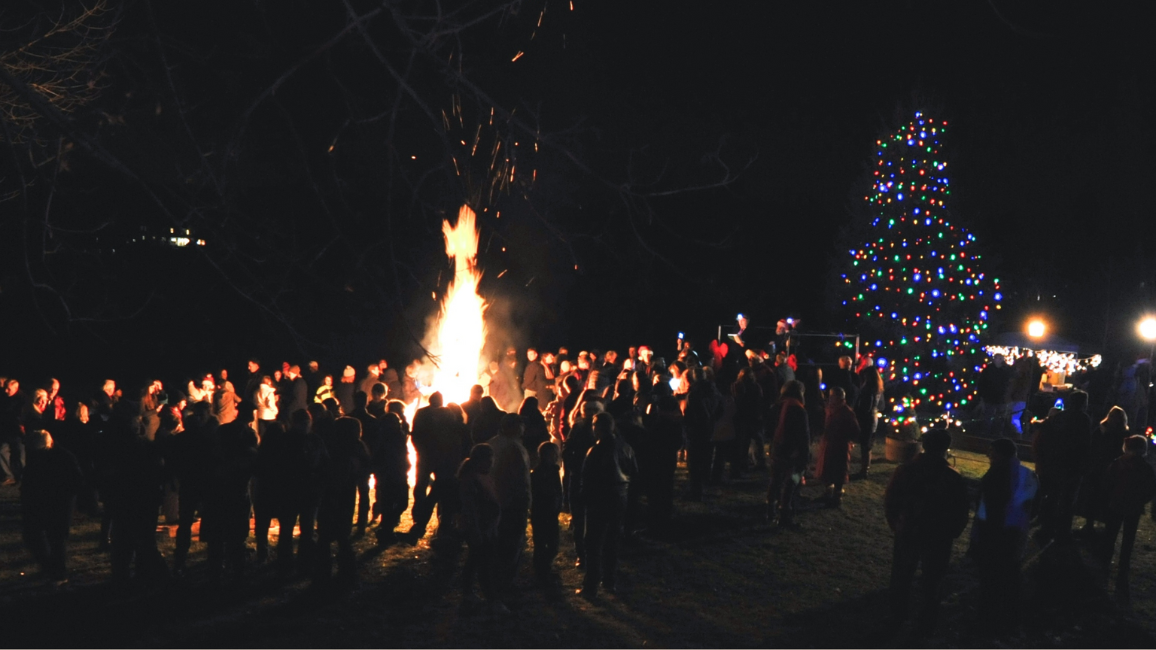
[372,401,411,546]
[531,441,562,581]
[316,416,370,585]
[1033,389,1092,545]
[974,438,1037,633]
[853,366,885,478]
[170,402,218,576]
[684,366,722,499]
[643,381,683,527]
[461,384,485,439]
[458,444,505,614]
[21,430,83,582]
[978,355,1013,436]
[404,392,470,543]
[577,412,637,600]
[518,396,550,466]
[767,380,809,527]
[104,400,168,584]
[816,387,860,506]
[202,419,258,582]
[563,401,600,566]
[884,429,969,636]
[1078,406,1129,535]
[471,396,504,445]
[490,413,531,591]
[827,356,860,411]
[349,390,380,534]
[335,366,357,416]
[256,409,327,573]
[1101,435,1156,607]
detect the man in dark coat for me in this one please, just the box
[578,412,637,599]
[371,405,411,546]
[978,355,1013,435]
[257,409,327,573]
[403,392,471,543]
[280,365,310,424]
[104,400,168,583]
[827,356,860,410]
[169,402,219,576]
[21,430,84,582]
[767,380,810,527]
[202,419,258,582]
[1033,389,1092,545]
[461,384,485,437]
[683,367,722,500]
[522,349,549,399]
[563,401,600,566]
[884,429,970,635]
[349,390,381,534]
[316,416,370,584]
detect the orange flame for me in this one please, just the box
[415,205,489,407]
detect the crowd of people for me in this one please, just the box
[2,337,1154,631]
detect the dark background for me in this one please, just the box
[1,0,1153,392]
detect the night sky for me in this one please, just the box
[1,0,1152,383]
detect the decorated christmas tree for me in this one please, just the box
[839,111,1000,424]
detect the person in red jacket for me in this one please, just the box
[816,387,860,506]
[1101,434,1156,606]
[767,380,809,527]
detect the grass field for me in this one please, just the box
[2,442,1155,648]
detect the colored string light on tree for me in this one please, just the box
[840,111,995,425]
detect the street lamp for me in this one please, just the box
[1138,317,1156,342]
[1027,318,1047,340]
